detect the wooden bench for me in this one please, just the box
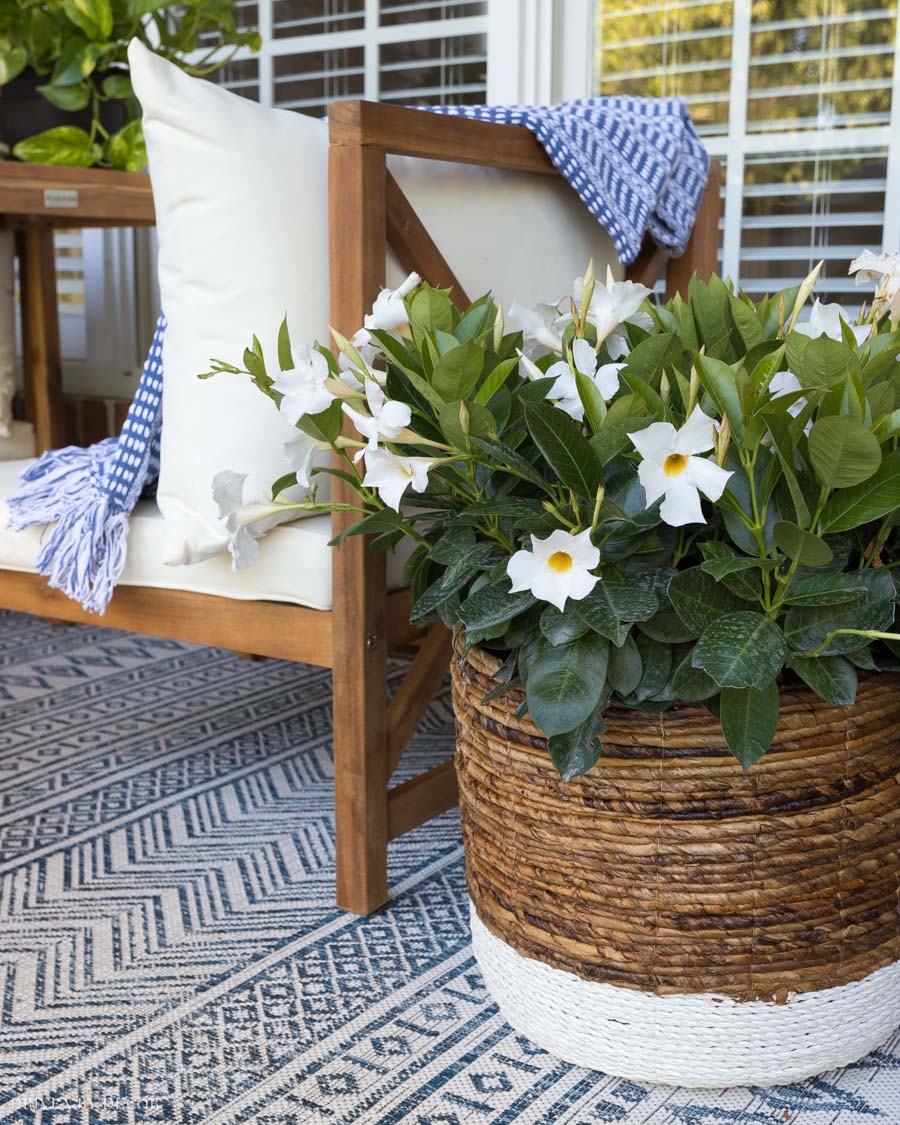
[0,102,722,914]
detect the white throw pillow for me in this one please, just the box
[131,38,622,566]
[129,40,330,565]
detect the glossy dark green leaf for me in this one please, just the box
[787,655,857,706]
[668,566,746,634]
[548,708,606,780]
[607,633,643,696]
[772,521,833,567]
[431,342,484,401]
[526,633,610,737]
[523,400,604,498]
[693,612,786,688]
[720,680,780,770]
[671,652,720,701]
[782,574,867,607]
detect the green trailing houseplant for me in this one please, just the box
[205,251,900,780]
[0,0,259,169]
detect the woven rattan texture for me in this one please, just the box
[452,642,900,1002]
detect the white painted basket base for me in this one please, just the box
[470,900,900,1088]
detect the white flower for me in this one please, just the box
[849,249,900,325]
[340,337,380,383]
[768,370,812,435]
[794,299,868,345]
[556,275,653,353]
[507,527,600,612]
[362,448,432,511]
[271,346,334,424]
[284,432,330,487]
[341,379,411,460]
[627,406,733,527]
[363,271,421,336]
[545,338,624,421]
[506,300,564,358]
[516,349,547,382]
[212,471,284,571]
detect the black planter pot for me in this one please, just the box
[0,71,126,155]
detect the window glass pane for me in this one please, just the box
[594,1,734,135]
[594,0,897,301]
[274,47,365,114]
[215,56,261,102]
[379,32,487,103]
[379,0,486,26]
[273,0,364,39]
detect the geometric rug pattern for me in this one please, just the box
[1,609,900,1123]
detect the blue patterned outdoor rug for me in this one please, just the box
[2,609,900,1124]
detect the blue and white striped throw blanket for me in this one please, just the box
[7,315,165,614]
[8,96,708,614]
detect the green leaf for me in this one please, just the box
[782,574,867,607]
[408,285,454,337]
[51,37,102,86]
[819,450,900,532]
[460,582,536,633]
[297,398,342,444]
[671,652,720,701]
[787,655,857,706]
[620,332,681,388]
[548,708,606,780]
[693,612,786,688]
[784,595,895,656]
[64,0,113,40]
[438,399,494,448]
[720,681,780,770]
[0,47,28,85]
[631,633,672,702]
[101,73,133,99]
[276,318,294,371]
[474,356,519,405]
[13,126,98,167]
[575,369,607,431]
[695,352,745,447]
[668,566,746,634]
[571,568,660,648]
[607,633,642,696]
[540,606,590,645]
[526,633,610,737]
[105,119,146,172]
[36,82,90,111]
[431,342,484,401]
[772,521,833,567]
[467,435,553,494]
[523,401,603,498]
[807,415,882,489]
[802,334,859,388]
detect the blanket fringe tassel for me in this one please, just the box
[6,441,129,615]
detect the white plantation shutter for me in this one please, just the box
[593,0,900,309]
[214,0,487,112]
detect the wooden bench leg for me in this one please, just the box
[329,137,391,915]
[332,537,390,915]
[17,223,66,453]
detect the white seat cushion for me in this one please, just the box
[0,461,407,612]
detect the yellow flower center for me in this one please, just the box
[664,453,688,476]
[399,463,415,478]
[547,551,573,573]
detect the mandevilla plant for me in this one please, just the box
[204,250,900,779]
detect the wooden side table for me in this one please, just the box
[0,163,155,453]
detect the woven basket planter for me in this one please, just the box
[452,641,900,1088]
